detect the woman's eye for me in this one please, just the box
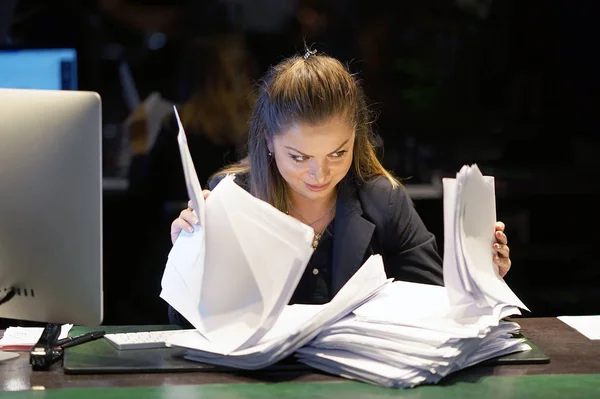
[289,154,309,163]
[329,150,347,159]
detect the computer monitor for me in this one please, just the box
[0,48,78,90]
[0,88,103,327]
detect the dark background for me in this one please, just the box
[2,0,599,325]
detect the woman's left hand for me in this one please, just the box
[493,221,511,277]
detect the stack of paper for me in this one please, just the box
[166,254,391,368]
[296,281,529,388]
[160,106,316,354]
[294,164,531,387]
[0,324,73,351]
[160,117,532,388]
[441,164,529,314]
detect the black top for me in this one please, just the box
[289,221,335,305]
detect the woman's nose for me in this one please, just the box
[309,159,329,183]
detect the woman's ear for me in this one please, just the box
[266,139,274,154]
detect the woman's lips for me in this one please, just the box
[305,182,330,192]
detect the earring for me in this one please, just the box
[268,151,273,156]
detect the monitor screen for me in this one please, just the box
[0,48,77,90]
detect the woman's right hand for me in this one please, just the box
[170,189,211,245]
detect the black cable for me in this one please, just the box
[0,287,16,306]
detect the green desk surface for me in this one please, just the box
[0,375,599,399]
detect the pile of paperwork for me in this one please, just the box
[160,112,531,388]
[295,165,530,387]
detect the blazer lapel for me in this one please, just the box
[331,178,375,296]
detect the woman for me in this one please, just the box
[170,49,511,321]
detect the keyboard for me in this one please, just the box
[104,329,191,350]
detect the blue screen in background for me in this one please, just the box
[0,48,77,90]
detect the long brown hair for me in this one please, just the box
[212,50,399,211]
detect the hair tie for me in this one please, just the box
[304,49,317,60]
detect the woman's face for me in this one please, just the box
[271,116,355,202]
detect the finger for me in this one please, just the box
[494,255,511,277]
[188,190,211,208]
[170,218,194,244]
[494,243,510,258]
[495,221,505,232]
[495,230,508,245]
[180,208,199,225]
[172,217,194,234]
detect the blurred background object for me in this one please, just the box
[116,31,258,324]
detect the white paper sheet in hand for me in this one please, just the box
[174,105,206,227]
[196,176,315,353]
[160,106,207,310]
[442,176,471,308]
[161,107,315,354]
[162,224,205,305]
[442,164,529,311]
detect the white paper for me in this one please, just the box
[174,105,206,227]
[166,255,391,368]
[160,113,316,354]
[443,164,529,312]
[162,175,315,354]
[442,176,471,307]
[160,106,208,306]
[0,324,73,350]
[460,166,520,308]
[558,315,600,340]
[196,176,314,353]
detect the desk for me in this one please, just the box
[1,317,599,398]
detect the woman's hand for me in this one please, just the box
[493,221,511,277]
[170,190,211,245]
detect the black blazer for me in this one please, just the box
[329,174,443,295]
[168,173,443,326]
